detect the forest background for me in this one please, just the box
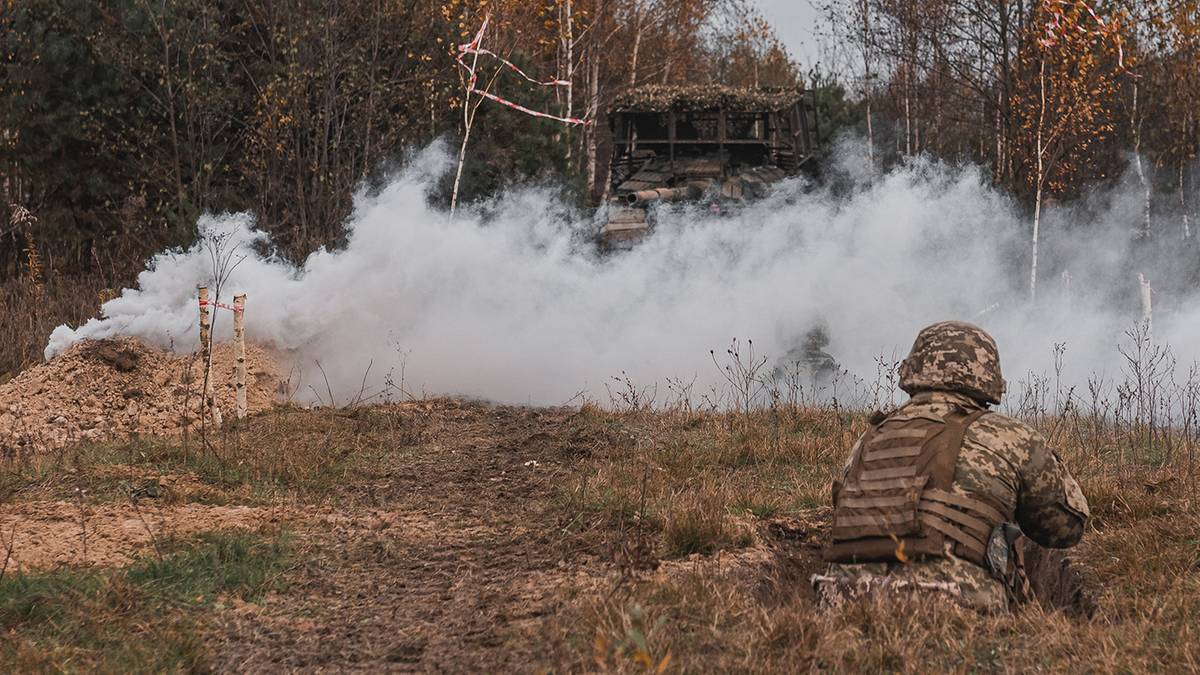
[1,0,1198,377]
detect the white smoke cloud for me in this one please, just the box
[46,140,1200,406]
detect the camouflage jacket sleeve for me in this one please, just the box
[840,434,866,480]
[1011,425,1090,548]
[965,413,1089,549]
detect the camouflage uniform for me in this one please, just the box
[812,322,1090,613]
[775,326,839,384]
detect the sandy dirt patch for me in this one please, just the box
[0,337,285,455]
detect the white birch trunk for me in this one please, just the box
[586,45,600,197]
[198,286,220,428]
[861,0,874,170]
[1031,182,1042,303]
[1131,81,1151,237]
[450,117,474,217]
[451,19,487,218]
[1181,162,1192,240]
[233,294,247,420]
[563,0,575,161]
[1031,60,1047,303]
[903,67,912,156]
[628,1,643,88]
[1139,273,1153,339]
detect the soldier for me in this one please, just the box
[774,326,839,386]
[811,321,1090,613]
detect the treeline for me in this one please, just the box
[0,0,806,280]
[823,1,1199,251]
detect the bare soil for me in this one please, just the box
[0,337,283,455]
[0,501,283,570]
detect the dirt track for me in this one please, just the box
[207,404,823,671]
[1,400,827,672]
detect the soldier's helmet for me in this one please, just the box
[898,321,1006,405]
[804,326,830,352]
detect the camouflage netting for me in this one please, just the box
[609,84,803,113]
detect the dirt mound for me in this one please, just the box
[0,337,284,454]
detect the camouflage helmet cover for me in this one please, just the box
[898,321,1006,404]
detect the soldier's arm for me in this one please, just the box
[840,435,866,480]
[1016,437,1089,548]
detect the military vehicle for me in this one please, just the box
[599,84,819,248]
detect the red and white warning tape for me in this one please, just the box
[470,88,590,125]
[455,18,591,127]
[199,298,243,314]
[459,42,570,88]
[1037,0,1129,70]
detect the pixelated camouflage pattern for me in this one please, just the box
[898,321,1007,404]
[815,390,1089,612]
[813,552,1008,613]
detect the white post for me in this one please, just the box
[233,293,247,420]
[198,286,212,420]
[198,286,220,429]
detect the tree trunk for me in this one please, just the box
[904,66,912,156]
[1139,273,1153,345]
[154,10,186,223]
[1181,162,1192,240]
[451,20,486,218]
[1031,59,1047,303]
[450,117,474,217]
[1131,81,1151,237]
[362,1,381,178]
[629,0,643,88]
[586,44,600,198]
[1031,180,1042,302]
[563,0,575,162]
[861,0,874,169]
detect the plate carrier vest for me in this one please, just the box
[824,405,1005,566]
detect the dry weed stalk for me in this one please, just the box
[0,521,16,582]
[73,484,90,565]
[8,204,43,296]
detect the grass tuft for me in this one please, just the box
[0,529,292,672]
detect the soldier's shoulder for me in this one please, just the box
[966,411,1047,453]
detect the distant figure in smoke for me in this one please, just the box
[774,326,839,387]
[811,321,1090,612]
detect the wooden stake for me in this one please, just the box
[198,286,211,353]
[198,286,220,428]
[233,293,247,420]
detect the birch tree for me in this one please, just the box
[1014,0,1124,301]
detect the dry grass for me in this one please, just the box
[557,404,860,561]
[0,529,293,672]
[0,275,110,382]
[0,404,428,506]
[0,384,1196,670]
[545,397,1200,673]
